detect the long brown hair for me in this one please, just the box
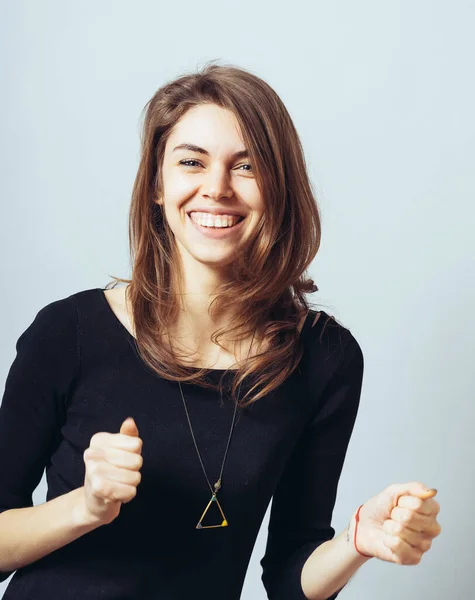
[108,60,335,407]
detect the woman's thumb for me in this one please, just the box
[120,417,139,437]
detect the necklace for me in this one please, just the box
[177,329,255,529]
[124,286,255,529]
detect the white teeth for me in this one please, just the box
[189,213,242,228]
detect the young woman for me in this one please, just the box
[0,63,441,600]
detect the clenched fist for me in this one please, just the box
[82,417,143,524]
[354,482,441,565]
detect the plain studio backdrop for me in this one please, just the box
[0,1,473,598]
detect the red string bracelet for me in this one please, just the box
[354,504,373,558]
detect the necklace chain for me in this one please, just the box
[177,378,241,496]
[177,327,255,496]
[124,285,255,497]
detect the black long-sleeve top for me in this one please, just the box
[0,288,364,600]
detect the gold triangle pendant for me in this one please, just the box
[196,494,228,529]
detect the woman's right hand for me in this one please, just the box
[82,417,143,524]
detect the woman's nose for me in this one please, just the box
[202,166,233,200]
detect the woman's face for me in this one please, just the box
[156,103,265,271]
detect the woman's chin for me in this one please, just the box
[186,251,236,271]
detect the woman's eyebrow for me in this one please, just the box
[172,143,249,160]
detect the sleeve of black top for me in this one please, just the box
[0,296,79,582]
[260,332,364,600]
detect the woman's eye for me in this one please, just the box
[179,159,202,168]
[178,159,253,172]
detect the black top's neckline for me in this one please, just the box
[96,287,318,375]
[97,287,242,374]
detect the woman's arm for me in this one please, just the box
[0,486,102,574]
[0,296,83,581]
[260,329,366,600]
[301,509,372,600]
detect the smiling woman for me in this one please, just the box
[155,103,265,259]
[0,62,375,600]
[107,64,328,408]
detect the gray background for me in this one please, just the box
[1,1,473,598]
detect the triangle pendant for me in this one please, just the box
[196,494,229,529]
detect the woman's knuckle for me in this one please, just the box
[403,552,416,565]
[90,476,104,494]
[90,432,103,446]
[395,539,404,552]
[88,461,100,475]
[412,551,423,564]
[394,553,403,565]
[422,539,432,551]
[124,487,137,502]
[386,535,398,549]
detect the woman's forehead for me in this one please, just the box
[167,105,245,153]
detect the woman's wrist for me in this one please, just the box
[347,505,374,560]
[70,487,106,530]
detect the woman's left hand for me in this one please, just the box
[354,482,441,564]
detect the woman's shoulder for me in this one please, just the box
[302,307,363,369]
[303,307,351,340]
[18,291,77,343]
[16,287,107,348]
[8,290,97,390]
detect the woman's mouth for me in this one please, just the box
[187,211,246,239]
